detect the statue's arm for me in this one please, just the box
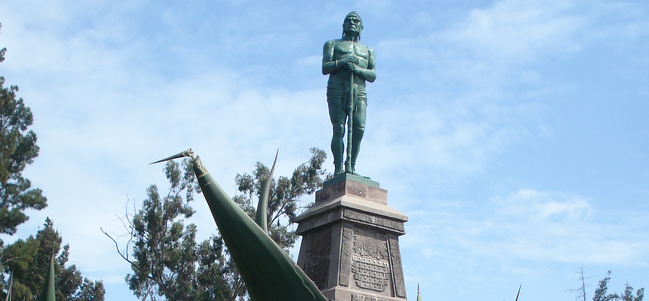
[353,47,376,83]
[322,40,337,75]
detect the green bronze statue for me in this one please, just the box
[323,11,376,175]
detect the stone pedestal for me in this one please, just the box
[294,174,408,301]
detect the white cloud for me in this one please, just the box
[404,189,649,267]
[494,189,591,220]
[446,0,587,63]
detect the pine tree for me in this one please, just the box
[592,271,644,301]
[0,23,47,237]
[1,218,105,300]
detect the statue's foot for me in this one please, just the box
[333,161,345,175]
[344,162,352,174]
[334,167,345,175]
[347,170,369,178]
[344,164,370,179]
[345,162,356,174]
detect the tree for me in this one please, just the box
[0,26,99,300]
[229,147,326,296]
[0,218,105,301]
[593,271,619,301]
[233,147,327,251]
[115,158,234,300]
[569,266,592,301]
[620,282,644,301]
[0,23,47,237]
[592,271,644,301]
[105,148,327,300]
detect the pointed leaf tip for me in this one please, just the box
[150,148,194,165]
[255,149,280,232]
[270,149,279,178]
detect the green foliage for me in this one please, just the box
[121,148,326,300]
[593,272,619,301]
[0,218,105,301]
[593,271,644,301]
[0,25,98,301]
[0,24,47,236]
[233,147,327,251]
[621,282,644,301]
[125,159,235,301]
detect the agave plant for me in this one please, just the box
[514,284,522,301]
[152,149,327,301]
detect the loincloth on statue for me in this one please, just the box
[327,83,367,112]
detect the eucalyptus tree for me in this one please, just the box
[106,148,327,300]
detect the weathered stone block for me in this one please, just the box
[294,175,409,301]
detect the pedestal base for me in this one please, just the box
[294,175,409,301]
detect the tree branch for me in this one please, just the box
[100,227,137,269]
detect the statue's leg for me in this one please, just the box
[328,92,346,175]
[350,94,367,174]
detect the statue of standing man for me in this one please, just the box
[323,11,376,176]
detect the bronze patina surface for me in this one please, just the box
[323,11,376,176]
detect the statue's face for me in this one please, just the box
[343,14,362,36]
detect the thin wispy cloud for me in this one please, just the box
[405,188,648,284]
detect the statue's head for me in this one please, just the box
[342,11,363,40]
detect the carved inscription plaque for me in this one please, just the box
[351,253,390,291]
[352,227,390,293]
[303,227,332,289]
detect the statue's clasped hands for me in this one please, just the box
[344,55,360,73]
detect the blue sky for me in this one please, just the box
[1,0,648,300]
